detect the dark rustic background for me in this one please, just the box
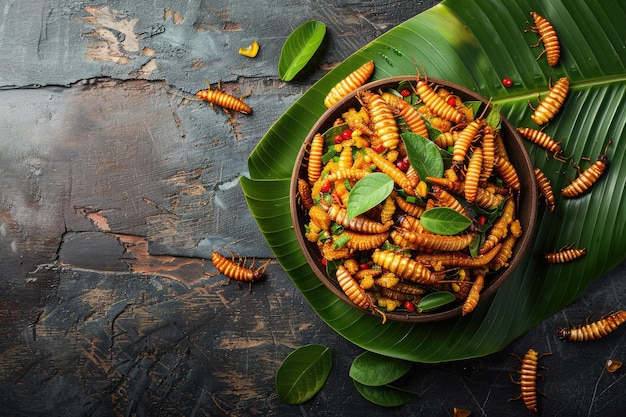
[0,1,624,416]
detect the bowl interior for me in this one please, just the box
[290,76,538,323]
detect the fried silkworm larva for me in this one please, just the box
[544,243,586,263]
[324,60,375,108]
[380,194,396,227]
[474,187,506,210]
[516,127,568,162]
[359,91,400,150]
[414,244,501,270]
[394,196,426,218]
[413,64,465,124]
[391,229,475,252]
[364,147,414,195]
[452,118,485,165]
[462,270,485,316]
[307,133,324,185]
[327,204,389,233]
[209,250,270,291]
[561,138,612,198]
[336,265,386,323]
[533,168,555,212]
[509,349,551,413]
[430,185,470,218]
[529,77,569,125]
[464,147,483,204]
[381,92,430,139]
[494,156,521,191]
[557,310,626,342]
[195,80,252,114]
[488,230,519,271]
[297,178,315,210]
[371,249,436,285]
[479,197,515,255]
[527,11,560,67]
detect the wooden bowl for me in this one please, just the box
[290,76,538,323]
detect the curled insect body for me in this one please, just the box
[509,348,551,413]
[371,249,436,285]
[324,61,375,108]
[297,178,315,210]
[381,92,430,139]
[359,91,400,150]
[452,119,485,165]
[413,65,464,124]
[489,231,519,271]
[195,80,252,114]
[209,250,270,291]
[561,138,612,198]
[464,147,483,204]
[474,187,506,210]
[307,133,325,185]
[380,194,396,227]
[527,11,560,67]
[336,265,387,323]
[557,310,626,342]
[533,168,556,212]
[544,243,586,263]
[529,77,569,125]
[494,156,521,191]
[364,147,414,195]
[516,127,568,162]
[327,204,389,233]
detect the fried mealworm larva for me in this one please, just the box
[324,60,375,108]
[561,138,612,198]
[413,64,465,124]
[364,147,414,195]
[209,250,270,291]
[381,91,430,139]
[391,229,475,252]
[195,80,253,114]
[544,243,586,263]
[529,77,569,125]
[557,310,626,342]
[359,91,401,150]
[297,179,315,210]
[509,348,551,413]
[307,133,324,185]
[516,127,568,162]
[464,147,483,204]
[327,204,389,233]
[527,11,560,67]
[494,156,521,191]
[451,118,485,166]
[462,269,485,316]
[533,167,556,212]
[336,265,387,323]
[371,249,436,284]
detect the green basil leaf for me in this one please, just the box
[278,20,326,82]
[275,344,332,404]
[402,131,444,180]
[485,103,502,130]
[417,291,456,313]
[346,172,394,219]
[353,380,417,407]
[349,351,412,386]
[420,207,472,235]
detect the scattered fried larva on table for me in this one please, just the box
[561,138,612,198]
[557,310,626,342]
[413,65,465,124]
[509,348,551,413]
[208,250,270,291]
[516,127,568,162]
[533,168,556,212]
[526,11,561,67]
[529,77,569,125]
[195,80,253,114]
[544,243,586,264]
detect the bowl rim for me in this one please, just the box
[290,75,538,323]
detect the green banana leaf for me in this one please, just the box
[241,0,626,363]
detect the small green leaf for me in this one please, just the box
[420,207,472,235]
[346,172,394,219]
[417,291,456,313]
[402,131,444,180]
[485,103,502,130]
[278,20,326,82]
[353,380,418,407]
[275,344,332,404]
[349,351,412,386]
